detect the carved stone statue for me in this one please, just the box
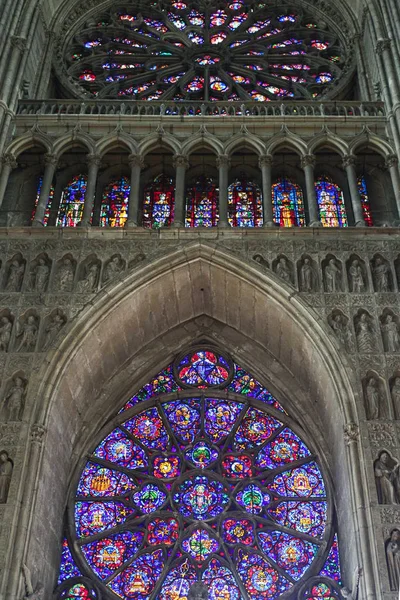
[42,313,65,351]
[128,253,146,269]
[253,254,269,269]
[330,314,353,353]
[355,313,376,353]
[0,316,12,352]
[373,257,391,292]
[392,378,400,418]
[56,258,75,291]
[349,259,365,293]
[275,257,292,284]
[22,564,44,600]
[188,582,208,600]
[386,529,400,591]
[0,450,13,503]
[299,258,316,292]
[365,377,380,420]
[324,258,342,292]
[4,376,26,421]
[5,258,25,292]
[381,314,400,352]
[78,263,99,293]
[103,256,124,283]
[31,258,49,293]
[15,315,38,352]
[374,451,400,504]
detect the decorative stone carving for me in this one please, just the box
[298,256,318,292]
[386,529,400,591]
[374,451,400,504]
[391,377,400,420]
[42,311,66,351]
[328,311,354,352]
[371,255,393,292]
[344,423,359,445]
[380,312,400,353]
[0,450,13,503]
[369,423,397,448]
[77,258,100,293]
[354,311,377,353]
[273,256,294,285]
[29,254,51,293]
[3,375,26,421]
[381,507,400,523]
[323,256,343,292]
[363,375,385,420]
[15,313,39,353]
[103,254,125,284]
[54,255,76,291]
[4,254,25,292]
[347,257,367,293]
[128,253,146,270]
[0,314,13,352]
[30,424,46,445]
[253,254,269,269]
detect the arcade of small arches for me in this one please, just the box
[2,138,399,229]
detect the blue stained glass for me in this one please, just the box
[357,176,373,226]
[185,176,219,227]
[32,176,54,225]
[100,176,130,227]
[173,475,229,520]
[236,549,292,599]
[56,175,87,227]
[319,534,341,583]
[143,174,175,229]
[185,440,219,469]
[234,407,282,450]
[159,559,197,600]
[75,501,133,538]
[108,549,164,599]
[121,365,182,412]
[267,501,327,538]
[228,179,263,227]
[255,428,311,469]
[236,483,270,514]
[77,463,134,497]
[123,408,169,450]
[268,462,326,498]
[163,399,201,443]
[272,179,305,227]
[177,350,230,387]
[258,530,319,580]
[202,559,241,600]
[132,483,167,513]
[93,428,148,469]
[205,398,244,443]
[58,538,82,584]
[81,530,144,579]
[182,528,219,562]
[316,178,347,228]
[227,365,285,412]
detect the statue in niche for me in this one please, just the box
[42,313,65,351]
[56,257,75,291]
[0,450,13,503]
[381,314,400,352]
[355,313,376,353]
[365,377,381,420]
[253,254,269,269]
[330,314,353,353]
[374,451,400,504]
[78,263,99,293]
[22,564,44,600]
[349,259,365,293]
[188,582,209,600]
[299,258,316,292]
[5,258,25,292]
[324,258,342,292]
[4,376,26,421]
[275,257,292,284]
[386,529,400,591]
[392,378,400,418]
[0,316,12,352]
[31,258,49,293]
[128,253,146,270]
[373,257,391,292]
[15,315,38,352]
[103,256,124,283]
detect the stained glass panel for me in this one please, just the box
[272,178,305,227]
[315,178,347,228]
[143,174,175,228]
[185,176,219,227]
[56,175,87,227]
[236,550,292,599]
[100,176,130,227]
[228,178,263,227]
[319,534,341,583]
[258,530,319,580]
[357,176,373,226]
[81,531,144,579]
[159,560,197,600]
[108,549,164,599]
[32,176,55,225]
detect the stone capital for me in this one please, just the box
[344,422,359,445]
[216,154,230,169]
[376,38,391,55]
[258,155,273,169]
[87,153,102,169]
[173,155,190,170]
[128,154,145,170]
[1,153,17,170]
[44,154,58,168]
[386,154,399,169]
[342,155,357,170]
[31,424,46,445]
[300,154,316,169]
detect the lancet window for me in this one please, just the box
[143,174,175,228]
[228,178,263,227]
[32,176,55,226]
[55,347,342,600]
[56,175,87,227]
[100,177,130,227]
[185,176,219,227]
[272,178,305,227]
[357,176,373,226]
[315,178,347,228]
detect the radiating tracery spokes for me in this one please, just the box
[60,349,340,600]
[66,0,347,101]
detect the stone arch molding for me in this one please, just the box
[5,242,377,599]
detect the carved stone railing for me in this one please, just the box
[16,100,386,118]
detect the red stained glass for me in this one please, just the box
[143,174,175,228]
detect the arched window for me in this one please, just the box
[55,347,342,600]
[357,176,373,226]
[32,176,55,226]
[100,176,130,227]
[185,176,219,227]
[143,174,175,228]
[315,177,347,228]
[272,178,305,227]
[56,175,87,227]
[228,178,263,227]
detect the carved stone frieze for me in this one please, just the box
[381,507,400,524]
[376,294,399,306]
[350,295,375,307]
[0,422,23,448]
[368,422,397,448]
[324,295,348,309]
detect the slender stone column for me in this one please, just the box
[173,154,189,227]
[216,154,230,227]
[301,154,320,226]
[126,154,145,227]
[81,154,101,226]
[342,155,366,227]
[0,153,17,208]
[386,154,400,220]
[32,154,57,227]
[259,155,274,227]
